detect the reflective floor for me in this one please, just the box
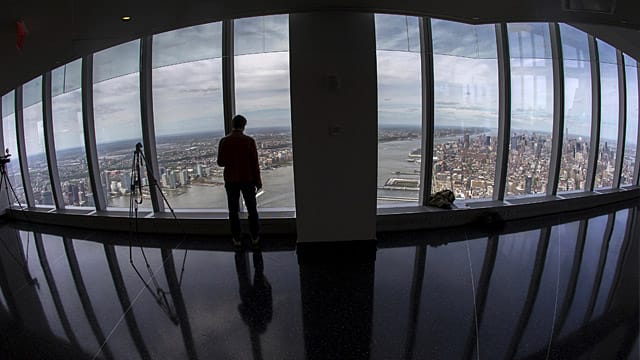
[0,204,637,359]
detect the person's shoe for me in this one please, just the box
[251,235,260,246]
[232,237,242,247]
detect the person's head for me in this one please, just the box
[232,115,247,131]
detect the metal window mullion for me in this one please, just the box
[547,23,565,195]
[140,36,164,212]
[82,55,107,211]
[0,100,4,156]
[613,50,626,188]
[42,72,63,209]
[222,19,236,135]
[493,23,511,201]
[586,36,601,192]
[14,86,34,208]
[419,18,435,205]
[634,65,640,186]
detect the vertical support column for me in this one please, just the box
[613,50,627,188]
[140,36,164,212]
[14,86,35,208]
[634,66,640,186]
[586,36,601,192]
[290,12,378,242]
[42,72,64,209]
[82,55,107,211]
[419,18,435,205]
[493,23,511,201]
[547,23,565,196]
[222,19,236,135]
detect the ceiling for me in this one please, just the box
[1,0,639,95]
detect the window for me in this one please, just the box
[558,25,592,193]
[234,15,294,209]
[1,91,26,205]
[431,20,499,200]
[52,59,93,207]
[152,22,225,209]
[23,77,54,206]
[622,55,638,186]
[375,14,422,206]
[506,24,554,197]
[93,40,149,209]
[595,40,619,188]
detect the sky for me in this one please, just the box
[3,14,638,152]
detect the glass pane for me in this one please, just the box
[234,15,294,209]
[93,40,140,83]
[152,22,222,68]
[93,40,148,209]
[375,14,422,206]
[152,22,226,209]
[2,91,26,204]
[234,14,289,55]
[2,91,15,116]
[375,14,420,52]
[559,24,592,193]
[431,19,499,200]
[622,55,638,186]
[52,60,92,208]
[506,23,554,197]
[595,40,619,189]
[52,59,82,97]
[23,77,53,206]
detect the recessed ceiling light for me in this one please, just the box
[121,16,132,22]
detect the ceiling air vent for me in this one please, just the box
[564,0,617,13]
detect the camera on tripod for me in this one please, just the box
[0,149,11,166]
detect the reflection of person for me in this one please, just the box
[217,115,262,246]
[235,251,273,360]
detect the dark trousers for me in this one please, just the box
[225,182,260,238]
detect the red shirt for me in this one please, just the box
[217,130,262,185]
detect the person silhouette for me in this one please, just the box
[217,115,262,247]
[235,250,272,360]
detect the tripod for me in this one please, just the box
[128,142,187,324]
